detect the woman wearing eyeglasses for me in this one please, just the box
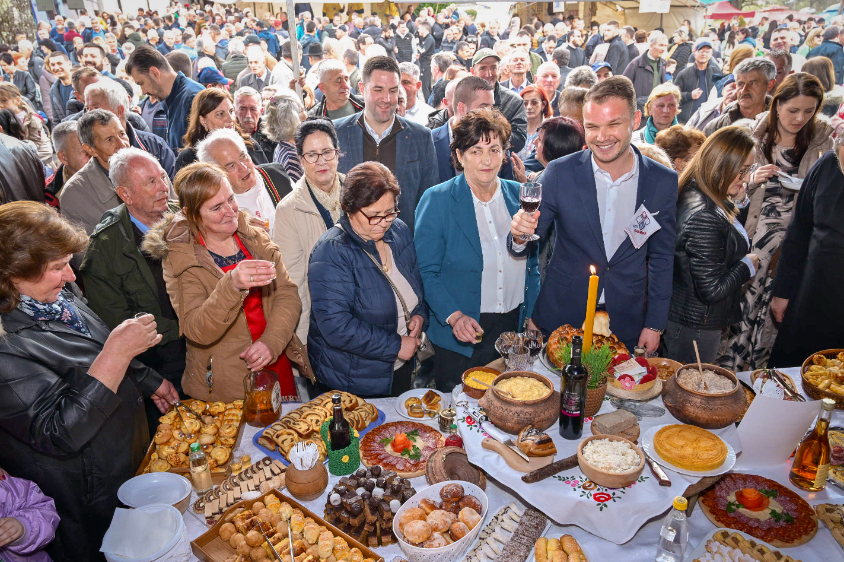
[518,85,552,161]
[663,127,759,364]
[307,162,428,397]
[273,119,345,345]
[720,73,833,371]
[414,109,539,391]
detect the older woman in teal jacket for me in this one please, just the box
[414,109,540,390]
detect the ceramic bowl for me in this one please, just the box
[478,371,558,433]
[577,434,645,489]
[117,472,192,513]
[461,366,501,400]
[662,364,747,429]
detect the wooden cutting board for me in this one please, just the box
[481,438,554,472]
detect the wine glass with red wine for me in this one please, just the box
[519,181,542,242]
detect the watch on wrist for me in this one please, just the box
[645,327,664,335]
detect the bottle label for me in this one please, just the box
[271,381,281,413]
[814,463,830,488]
[660,527,676,542]
[561,391,581,417]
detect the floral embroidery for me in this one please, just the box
[553,474,650,511]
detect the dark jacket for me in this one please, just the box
[418,33,436,65]
[162,71,205,152]
[307,92,365,119]
[9,70,39,109]
[670,41,693,70]
[480,31,498,50]
[495,82,529,153]
[377,36,397,59]
[307,214,428,396]
[605,36,630,75]
[49,78,73,123]
[808,40,844,85]
[669,184,752,328]
[673,59,721,123]
[0,291,162,562]
[623,53,666,111]
[221,52,248,82]
[0,133,45,204]
[126,121,177,180]
[703,96,772,136]
[395,32,414,63]
[566,44,587,68]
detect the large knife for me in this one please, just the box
[466,405,530,462]
[644,451,672,486]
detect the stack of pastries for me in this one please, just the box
[146,399,243,473]
[397,483,483,548]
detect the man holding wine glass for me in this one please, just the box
[414,109,540,391]
[509,76,678,355]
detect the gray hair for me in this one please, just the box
[52,121,79,155]
[399,61,420,82]
[109,147,159,187]
[163,29,176,40]
[565,66,598,89]
[649,32,668,45]
[228,37,245,55]
[196,127,249,164]
[317,58,346,83]
[734,58,776,81]
[85,77,130,116]
[261,89,304,143]
[77,109,119,148]
[195,37,208,54]
[234,86,262,107]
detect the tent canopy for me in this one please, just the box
[705,1,756,19]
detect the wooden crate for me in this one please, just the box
[136,399,247,485]
[190,489,385,562]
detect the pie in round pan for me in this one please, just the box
[700,473,817,547]
[653,424,727,471]
[360,421,444,478]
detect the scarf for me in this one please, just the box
[644,116,678,144]
[18,293,91,336]
[307,174,342,224]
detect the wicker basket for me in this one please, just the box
[801,349,844,409]
[585,381,608,417]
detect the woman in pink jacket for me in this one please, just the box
[0,467,60,562]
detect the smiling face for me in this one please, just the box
[471,56,500,87]
[200,98,236,132]
[300,131,339,189]
[583,97,639,165]
[776,94,818,136]
[13,255,76,303]
[81,46,105,70]
[770,30,791,51]
[649,94,678,129]
[208,138,257,194]
[198,180,239,237]
[362,69,399,125]
[456,133,505,186]
[693,46,712,67]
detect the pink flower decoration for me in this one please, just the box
[621,378,635,390]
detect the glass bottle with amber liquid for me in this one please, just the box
[560,335,589,440]
[790,398,835,491]
[329,394,351,450]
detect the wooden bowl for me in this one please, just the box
[648,357,683,380]
[461,366,500,400]
[577,434,644,489]
[478,371,559,434]
[284,462,328,501]
[801,349,844,408]
[661,364,747,429]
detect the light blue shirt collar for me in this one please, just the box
[129,212,151,234]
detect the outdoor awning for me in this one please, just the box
[705,1,756,19]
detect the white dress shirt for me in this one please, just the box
[363,114,396,145]
[472,180,527,314]
[404,99,435,125]
[592,149,639,303]
[235,173,277,231]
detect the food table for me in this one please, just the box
[179,365,844,561]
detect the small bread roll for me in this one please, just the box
[201,423,219,435]
[403,519,433,544]
[441,499,461,515]
[547,537,560,554]
[229,532,246,548]
[423,532,449,548]
[566,553,583,562]
[458,494,483,513]
[154,429,172,444]
[419,498,441,515]
[450,521,471,541]
[561,535,581,555]
[252,502,266,514]
[303,522,320,544]
[211,446,230,464]
[398,507,427,532]
[245,530,263,547]
[439,483,465,501]
[249,546,268,561]
[535,537,548,562]
[236,541,251,556]
[426,510,457,533]
[551,552,566,562]
[458,507,481,530]
[219,522,236,541]
[257,508,273,522]
[276,520,289,538]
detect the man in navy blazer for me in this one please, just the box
[510,76,678,353]
[335,56,438,232]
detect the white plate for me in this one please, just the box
[687,527,780,561]
[525,530,590,562]
[641,424,737,477]
[118,472,192,508]
[394,388,444,421]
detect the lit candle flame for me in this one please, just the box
[590,265,596,275]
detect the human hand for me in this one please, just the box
[240,341,274,372]
[526,318,540,332]
[231,259,276,291]
[770,297,789,323]
[0,517,24,548]
[746,253,760,271]
[637,328,661,355]
[510,209,540,240]
[105,314,162,361]
[751,164,779,185]
[249,216,270,232]
[511,153,527,183]
[691,88,703,100]
[151,379,179,413]
[408,315,424,338]
[450,312,482,344]
[398,335,421,361]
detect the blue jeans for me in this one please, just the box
[662,319,723,365]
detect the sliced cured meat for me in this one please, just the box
[359,421,445,477]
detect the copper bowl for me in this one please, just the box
[461,366,501,400]
[661,363,747,429]
[478,371,559,434]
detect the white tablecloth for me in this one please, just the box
[182,366,844,561]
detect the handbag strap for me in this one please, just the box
[336,225,412,331]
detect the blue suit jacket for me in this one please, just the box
[415,174,540,357]
[523,147,677,351]
[335,113,438,232]
[431,123,515,185]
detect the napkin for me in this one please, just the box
[734,395,822,470]
[100,507,177,557]
[289,441,319,470]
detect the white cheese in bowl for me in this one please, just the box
[582,439,640,473]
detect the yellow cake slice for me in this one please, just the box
[654,424,727,471]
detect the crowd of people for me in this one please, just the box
[1,3,844,560]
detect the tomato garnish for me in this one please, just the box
[391,433,411,453]
[736,488,769,511]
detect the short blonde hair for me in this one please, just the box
[644,83,681,117]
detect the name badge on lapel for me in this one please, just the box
[624,204,661,249]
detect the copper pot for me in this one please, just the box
[478,371,559,434]
[661,364,747,429]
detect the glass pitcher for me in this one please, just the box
[243,369,281,427]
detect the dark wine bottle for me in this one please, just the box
[559,335,589,440]
[329,393,351,450]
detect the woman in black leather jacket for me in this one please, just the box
[663,127,760,364]
[0,203,178,562]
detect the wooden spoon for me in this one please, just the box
[472,377,516,399]
[693,340,709,391]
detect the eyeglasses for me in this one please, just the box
[739,163,758,180]
[302,148,339,164]
[359,208,400,225]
